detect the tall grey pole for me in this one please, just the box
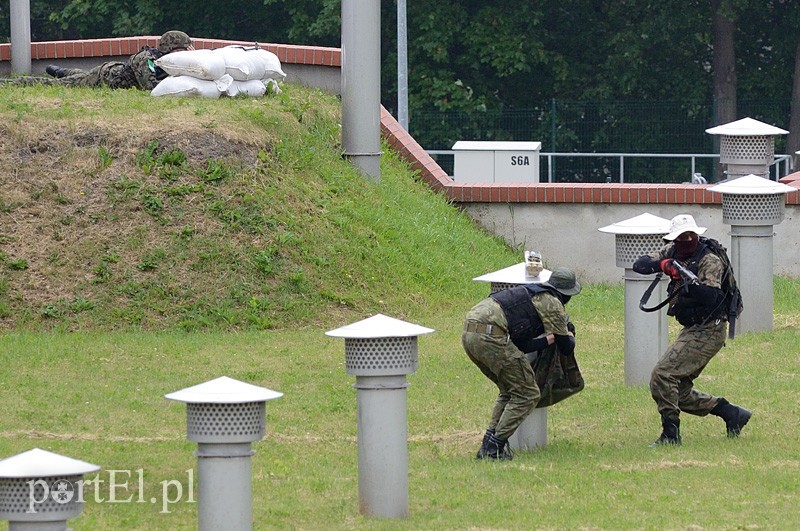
[622,270,669,384]
[341,0,382,179]
[397,0,409,131]
[10,0,32,74]
[355,374,409,516]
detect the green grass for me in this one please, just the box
[1,84,799,529]
[1,279,799,529]
[0,83,518,332]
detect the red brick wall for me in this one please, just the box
[0,36,341,67]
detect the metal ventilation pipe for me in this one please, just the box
[598,213,671,386]
[0,448,99,531]
[341,0,382,179]
[166,376,283,531]
[706,117,788,181]
[708,175,795,334]
[327,314,433,519]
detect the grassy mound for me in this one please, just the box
[0,83,518,331]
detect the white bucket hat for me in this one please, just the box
[663,214,707,241]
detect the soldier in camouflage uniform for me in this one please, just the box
[633,214,751,446]
[43,30,193,90]
[462,267,581,460]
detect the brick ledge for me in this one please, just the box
[0,36,341,67]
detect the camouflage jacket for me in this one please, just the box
[124,46,168,90]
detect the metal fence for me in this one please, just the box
[413,99,792,183]
[427,151,793,184]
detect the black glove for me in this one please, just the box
[567,320,576,337]
[633,255,661,275]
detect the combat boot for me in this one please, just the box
[475,428,495,459]
[46,65,68,78]
[710,398,752,437]
[481,433,513,461]
[649,414,681,447]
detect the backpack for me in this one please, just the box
[698,237,744,338]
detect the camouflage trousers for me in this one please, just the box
[650,319,727,420]
[58,62,132,89]
[462,298,540,440]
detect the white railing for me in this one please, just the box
[426,150,794,183]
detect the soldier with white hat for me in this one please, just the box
[633,214,751,446]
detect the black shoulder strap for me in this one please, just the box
[638,273,690,312]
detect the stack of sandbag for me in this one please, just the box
[151,45,287,98]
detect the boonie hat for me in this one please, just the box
[663,214,707,241]
[542,267,581,296]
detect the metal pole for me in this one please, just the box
[730,225,774,334]
[354,375,409,518]
[196,443,254,531]
[623,270,669,385]
[10,0,32,74]
[397,0,409,131]
[508,408,547,450]
[341,0,382,179]
[550,98,557,179]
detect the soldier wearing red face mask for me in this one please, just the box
[633,214,751,446]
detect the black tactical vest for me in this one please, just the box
[490,284,556,351]
[667,242,721,325]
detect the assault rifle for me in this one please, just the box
[670,260,698,290]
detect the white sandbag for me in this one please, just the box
[249,48,287,80]
[150,75,221,98]
[155,49,227,80]
[214,74,234,93]
[224,79,267,98]
[214,46,266,81]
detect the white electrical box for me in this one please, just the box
[452,141,541,183]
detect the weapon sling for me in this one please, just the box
[638,273,692,313]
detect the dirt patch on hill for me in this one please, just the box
[0,117,267,320]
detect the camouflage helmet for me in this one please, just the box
[158,31,193,53]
